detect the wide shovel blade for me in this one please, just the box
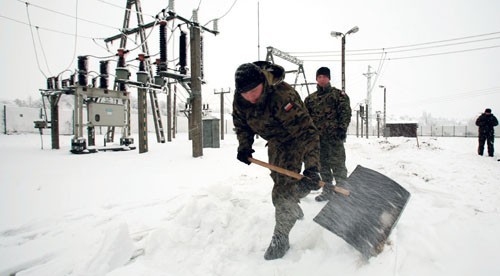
[313,165,410,259]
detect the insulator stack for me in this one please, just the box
[137,53,149,84]
[99,61,109,89]
[53,76,59,90]
[46,77,54,89]
[159,21,168,72]
[116,49,128,91]
[155,58,161,75]
[138,54,146,72]
[77,56,88,86]
[179,31,187,75]
[117,49,126,67]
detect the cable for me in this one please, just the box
[16,0,120,30]
[35,26,53,76]
[125,19,160,53]
[289,31,500,55]
[24,2,47,78]
[203,0,238,26]
[294,36,500,59]
[300,44,500,62]
[387,44,500,61]
[397,86,500,107]
[96,0,156,20]
[0,14,104,39]
[59,0,79,76]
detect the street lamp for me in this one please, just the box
[379,85,387,137]
[331,26,359,92]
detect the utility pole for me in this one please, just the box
[173,84,177,139]
[379,85,387,137]
[363,65,376,133]
[190,20,203,157]
[214,88,231,140]
[167,82,172,142]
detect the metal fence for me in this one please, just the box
[2,105,498,138]
[347,124,499,138]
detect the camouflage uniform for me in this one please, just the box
[232,62,320,258]
[304,83,351,184]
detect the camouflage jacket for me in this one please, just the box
[232,62,319,170]
[304,83,352,137]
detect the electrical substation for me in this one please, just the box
[36,0,218,156]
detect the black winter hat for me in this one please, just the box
[316,67,331,79]
[485,108,492,113]
[235,63,265,93]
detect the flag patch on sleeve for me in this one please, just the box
[284,102,294,112]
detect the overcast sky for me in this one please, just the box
[1,0,499,121]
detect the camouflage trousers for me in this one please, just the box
[267,140,309,236]
[319,137,347,183]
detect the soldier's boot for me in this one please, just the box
[264,232,290,260]
[315,182,334,202]
[264,206,296,260]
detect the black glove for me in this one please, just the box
[300,167,321,191]
[333,128,347,141]
[237,149,255,165]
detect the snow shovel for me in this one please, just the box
[313,165,411,259]
[248,157,350,196]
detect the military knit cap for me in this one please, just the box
[316,67,331,79]
[235,63,265,93]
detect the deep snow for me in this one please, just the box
[1,133,499,276]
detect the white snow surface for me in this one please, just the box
[1,133,499,276]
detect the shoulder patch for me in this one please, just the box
[284,102,294,112]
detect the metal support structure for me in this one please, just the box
[363,65,376,131]
[265,46,312,95]
[49,94,61,149]
[214,88,230,140]
[379,85,387,137]
[106,0,165,144]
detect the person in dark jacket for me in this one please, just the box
[304,67,351,201]
[232,61,321,260]
[475,108,498,157]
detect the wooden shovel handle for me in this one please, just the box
[248,157,350,196]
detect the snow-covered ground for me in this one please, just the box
[1,133,499,276]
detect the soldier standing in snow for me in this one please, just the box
[475,108,498,157]
[304,67,352,201]
[232,61,321,260]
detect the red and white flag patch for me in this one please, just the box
[284,102,293,112]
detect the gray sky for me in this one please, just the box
[1,0,499,121]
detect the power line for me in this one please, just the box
[294,36,500,58]
[24,2,47,78]
[0,14,102,39]
[16,0,120,30]
[397,86,500,107]
[289,30,500,55]
[96,0,156,20]
[301,44,500,62]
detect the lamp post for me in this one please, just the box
[331,26,359,92]
[379,85,387,137]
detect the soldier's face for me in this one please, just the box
[241,83,263,104]
[316,75,330,88]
